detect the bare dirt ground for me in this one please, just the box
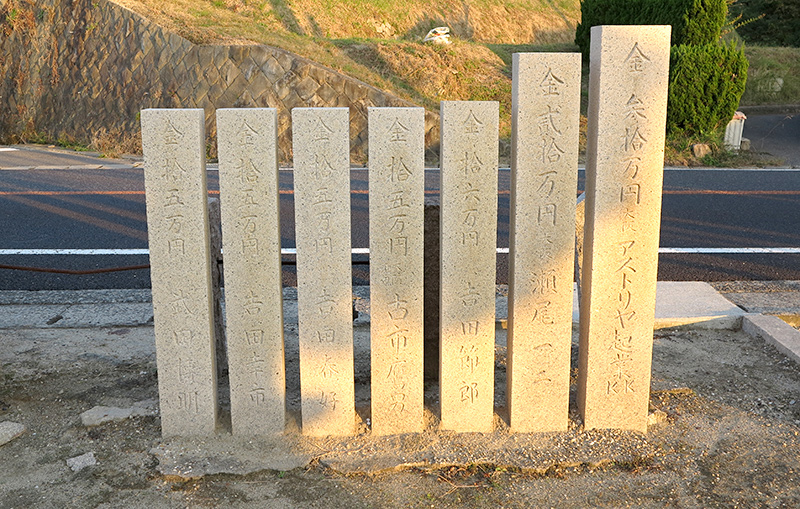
[1,323,800,508]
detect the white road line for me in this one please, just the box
[328,167,800,172]
[0,148,18,152]
[0,249,151,255]
[2,247,800,256]
[658,247,800,254]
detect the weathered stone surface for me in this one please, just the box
[439,101,499,433]
[217,108,285,436]
[368,107,425,435]
[292,108,355,436]
[67,452,97,472]
[507,53,580,433]
[578,26,671,433]
[295,75,321,101]
[80,401,158,427]
[740,137,751,151]
[0,421,26,447]
[141,109,218,436]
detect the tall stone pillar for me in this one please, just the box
[578,26,671,432]
[507,53,581,432]
[439,101,499,433]
[292,108,355,436]
[217,108,285,435]
[368,107,425,435]
[141,108,218,436]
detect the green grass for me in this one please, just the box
[741,45,800,106]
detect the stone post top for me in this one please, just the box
[217,107,276,112]
[367,106,424,111]
[591,24,672,31]
[440,101,499,106]
[512,51,581,57]
[141,108,205,113]
[590,25,672,46]
[292,107,349,112]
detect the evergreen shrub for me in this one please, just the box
[575,0,728,55]
[667,42,749,134]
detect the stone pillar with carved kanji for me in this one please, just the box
[578,26,671,432]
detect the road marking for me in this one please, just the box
[663,190,800,195]
[1,189,798,197]
[658,247,800,254]
[2,247,799,256]
[0,249,151,255]
[0,148,18,152]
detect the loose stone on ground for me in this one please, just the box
[0,421,26,447]
[80,399,158,427]
[66,452,97,472]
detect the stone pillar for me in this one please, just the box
[368,107,425,435]
[217,108,285,435]
[141,109,218,436]
[578,26,671,432]
[507,53,580,433]
[439,101,499,433]
[292,108,355,436]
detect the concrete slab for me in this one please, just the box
[0,303,154,328]
[498,282,745,330]
[648,281,746,330]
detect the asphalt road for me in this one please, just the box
[742,113,800,168]
[0,146,799,290]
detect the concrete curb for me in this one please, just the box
[0,282,748,331]
[742,314,800,364]
[738,104,800,115]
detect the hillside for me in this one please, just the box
[114,0,580,46]
[113,0,582,144]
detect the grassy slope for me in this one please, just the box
[36,0,792,165]
[114,0,581,146]
[741,46,800,106]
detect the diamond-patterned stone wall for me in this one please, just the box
[0,0,440,162]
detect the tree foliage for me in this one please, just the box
[731,0,800,47]
[576,0,748,136]
[667,42,749,133]
[575,0,728,54]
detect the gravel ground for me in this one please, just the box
[1,324,799,507]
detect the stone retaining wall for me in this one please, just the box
[0,0,440,162]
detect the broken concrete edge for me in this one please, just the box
[742,313,800,364]
[0,421,27,447]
